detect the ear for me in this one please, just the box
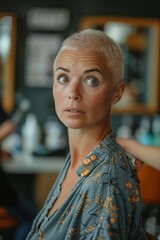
[112,82,125,105]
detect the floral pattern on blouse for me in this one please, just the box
[26,132,147,240]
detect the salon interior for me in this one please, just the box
[0,0,160,239]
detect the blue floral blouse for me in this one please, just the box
[26,132,147,240]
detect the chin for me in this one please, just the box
[62,120,86,129]
[65,124,84,129]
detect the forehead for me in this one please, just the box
[54,49,109,71]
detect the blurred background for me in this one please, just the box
[0,0,160,239]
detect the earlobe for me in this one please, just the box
[112,82,125,105]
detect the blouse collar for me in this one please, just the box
[76,131,116,177]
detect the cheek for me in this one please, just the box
[90,89,113,110]
[53,87,57,104]
[53,83,63,100]
[53,87,62,111]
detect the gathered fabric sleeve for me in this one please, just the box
[66,152,147,240]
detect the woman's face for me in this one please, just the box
[53,49,120,130]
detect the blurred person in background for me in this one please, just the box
[0,99,37,240]
[117,137,160,171]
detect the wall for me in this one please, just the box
[0,0,160,125]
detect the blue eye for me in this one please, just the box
[86,77,99,87]
[58,75,69,84]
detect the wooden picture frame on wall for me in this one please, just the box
[79,16,160,114]
[24,34,63,87]
[0,13,16,112]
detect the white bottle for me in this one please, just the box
[145,217,156,236]
[116,115,133,138]
[134,117,152,145]
[44,116,67,151]
[152,115,160,146]
[21,113,41,155]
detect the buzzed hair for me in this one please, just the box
[55,29,124,83]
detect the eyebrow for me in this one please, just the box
[84,68,103,75]
[55,67,69,72]
[55,67,103,75]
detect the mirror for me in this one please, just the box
[80,17,160,114]
[0,13,16,112]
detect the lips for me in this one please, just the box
[68,109,79,112]
[64,107,84,114]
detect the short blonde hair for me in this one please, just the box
[55,29,124,83]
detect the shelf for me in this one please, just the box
[1,152,65,174]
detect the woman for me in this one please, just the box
[26,29,147,239]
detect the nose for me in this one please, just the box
[68,93,82,101]
[68,83,82,101]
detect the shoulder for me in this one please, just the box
[82,143,140,197]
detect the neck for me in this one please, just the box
[68,123,111,169]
